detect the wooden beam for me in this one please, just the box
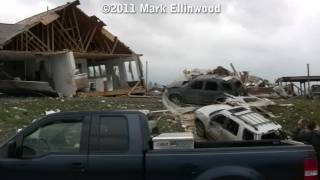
[25,32,28,51]
[72,8,83,50]
[103,38,112,53]
[67,11,75,38]
[111,37,118,54]
[84,26,97,51]
[27,30,50,51]
[82,26,93,48]
[56,20,81,50]
[61,8,66,24]
[27,38,41,51]
[20,33,23,51]
[53,23,75,49]
[53,24,71,49]
[28,35,46,51]
[47,24,50,50]
[51,23,55,51]
[15,37,18,50]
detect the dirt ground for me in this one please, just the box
[1,95,320,143]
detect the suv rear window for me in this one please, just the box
[190,81,203,89]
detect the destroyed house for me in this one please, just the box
[0,0,145,97]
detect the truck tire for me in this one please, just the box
[169,94,183,104]
[195,120,206,138]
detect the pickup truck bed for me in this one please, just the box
[0,111,317,180]
[147,140,312,180]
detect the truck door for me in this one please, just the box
[85,113,144,179]
[183,80,204,104]
[0,114,90,180]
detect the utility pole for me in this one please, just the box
[307,63,311,96]
[145,60,148,93]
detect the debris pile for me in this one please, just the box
[161,65,298,140]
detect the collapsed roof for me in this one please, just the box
[0,0,136,58]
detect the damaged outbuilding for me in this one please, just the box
[0,0,145,97]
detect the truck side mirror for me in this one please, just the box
[7,141,17,158]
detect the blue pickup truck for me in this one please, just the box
[0,111,318,180]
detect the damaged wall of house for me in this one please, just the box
[86,57,142,93]
[0,1,145,97]
[46,52,77,97]
[0,52,80,97]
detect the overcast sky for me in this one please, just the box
[1,0,320,84]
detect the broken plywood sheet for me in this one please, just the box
[40,12,60,26]
[0,80,57,96]
[77,88,146,97]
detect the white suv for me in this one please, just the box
[195,105,283,141]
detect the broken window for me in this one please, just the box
[243,129,254,140]
[125,61,138,81]
[221,82,232,91]
[229,107,247,113]
[261,132,280,140]
[76,63,82,74]
[224,119,239,136]
[94,66,101,77]
[211,115,226,125]
[100,65,106,76]
[182,81,189,85]
[88,66,94,77]
[190,81,203,89]
[205,81,218,91]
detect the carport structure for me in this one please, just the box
[276,76,320,96]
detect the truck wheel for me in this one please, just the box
[195,120,206,138]
[169,94,183,104]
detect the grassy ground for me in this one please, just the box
[1,95,319,143]
[268,97,320,130]
[0,96,169,142]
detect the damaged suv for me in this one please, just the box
[195,105,284,141]
[166,75,242,105]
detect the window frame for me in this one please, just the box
[189,80,204,90]
[205,81,219,91]
[223,118,240,136]
[210,114,227,126]
[220,81,233,92]
[97,116,129,152]
[90,115,130,153]
[19,115,89,159]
